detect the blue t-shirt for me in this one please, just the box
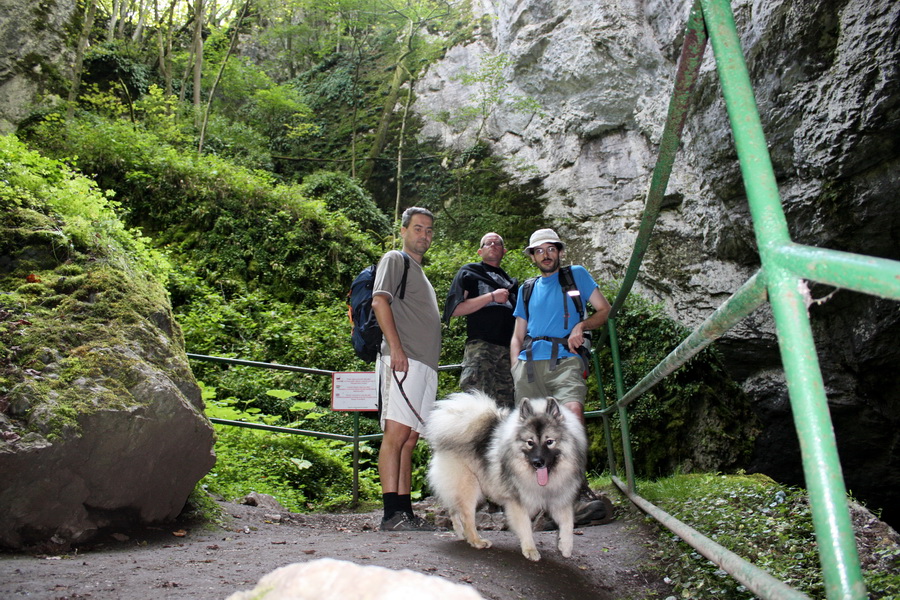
[513,265,599,361]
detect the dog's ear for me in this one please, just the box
[545,397,563,419]
[519,398,534,420]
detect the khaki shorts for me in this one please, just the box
[376,356,437,433]
[512,356,586,406]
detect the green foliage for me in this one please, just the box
[0,134,169,283]
[587,283,759,478]
[203,424,380,511]
[24,114,378,306]
[637,473,900,600]
[298,170,391,239]
[433,52,544,140]
[134,85,193,146]
[82,40,153,104]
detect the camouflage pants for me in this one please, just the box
[459,339,515,408]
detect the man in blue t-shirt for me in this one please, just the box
[511,228,613,527]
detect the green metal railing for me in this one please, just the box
[583,1,900,599]
[187,353,461,504]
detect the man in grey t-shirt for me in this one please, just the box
[372,207,441,531]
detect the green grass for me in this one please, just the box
[589,473,900,600]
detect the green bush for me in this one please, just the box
[203,425,380,511]
[587,284,759,478]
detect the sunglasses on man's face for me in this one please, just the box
[482,241,504,248]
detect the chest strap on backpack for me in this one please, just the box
[522,335,570,383]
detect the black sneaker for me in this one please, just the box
[380,511,435,532]
[537,495,614,530]
[406,513,436,531]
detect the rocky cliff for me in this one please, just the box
[414,0,900,523]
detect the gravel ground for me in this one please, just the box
[0,494,672,600]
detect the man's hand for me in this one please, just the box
[389,345,410,373]
[568,323,585,353]
[491,287,510,304]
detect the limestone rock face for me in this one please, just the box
[0,198,215,550]
[0,0,77,133]
[414,0,900,522]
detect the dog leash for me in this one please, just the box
[392,370,426,425]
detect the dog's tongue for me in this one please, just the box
[536,467,549,486]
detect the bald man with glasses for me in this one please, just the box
[443,232,518,407]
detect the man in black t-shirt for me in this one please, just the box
[444,232,518,407]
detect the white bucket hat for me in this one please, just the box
[524,228,565,254]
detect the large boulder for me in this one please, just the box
[0,137,215,549]
[414,0,900,524]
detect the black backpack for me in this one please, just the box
[348,252,410,362]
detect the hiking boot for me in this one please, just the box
[536,494,614,531]
[574,498,610,526]
[380,511,435,532]
[406,513,436,531]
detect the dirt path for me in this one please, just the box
[0,496,672,600]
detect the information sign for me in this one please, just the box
[331,371,377,411]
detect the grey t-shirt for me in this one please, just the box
[373,250,441,371]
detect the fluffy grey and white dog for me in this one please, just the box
[425,390,587,561]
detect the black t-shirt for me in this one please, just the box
[444,262,518,347]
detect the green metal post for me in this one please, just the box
[773,243,900,301]
[607,318,635,493]
[700,0,867,597]
[590,343,618,477]
[353,412,360,506]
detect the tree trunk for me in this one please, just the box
[158,0,179,97]
[359,21,414,184]
[394,79,415,223]
[131,0,145,43]
[107,0,120,40]
[67,0,97,120]
[116,0,129,38]
[198,0,250,153]
[192,0,204,123]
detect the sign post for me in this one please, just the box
[331,372,378,504]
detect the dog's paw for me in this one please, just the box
[468,537,492,550]
[559,541,573,558]
[522,547,541,562]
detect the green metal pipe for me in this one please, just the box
[773,242,900,301]
[210,417,383,442]
[188,353,335,375]
[700,0,790,253]
[607,319,636,492]
[590,344,619,477]
[701,1,867,597]
[609,0,708,317]
[612,476,813,600]
[766,270,867,600]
